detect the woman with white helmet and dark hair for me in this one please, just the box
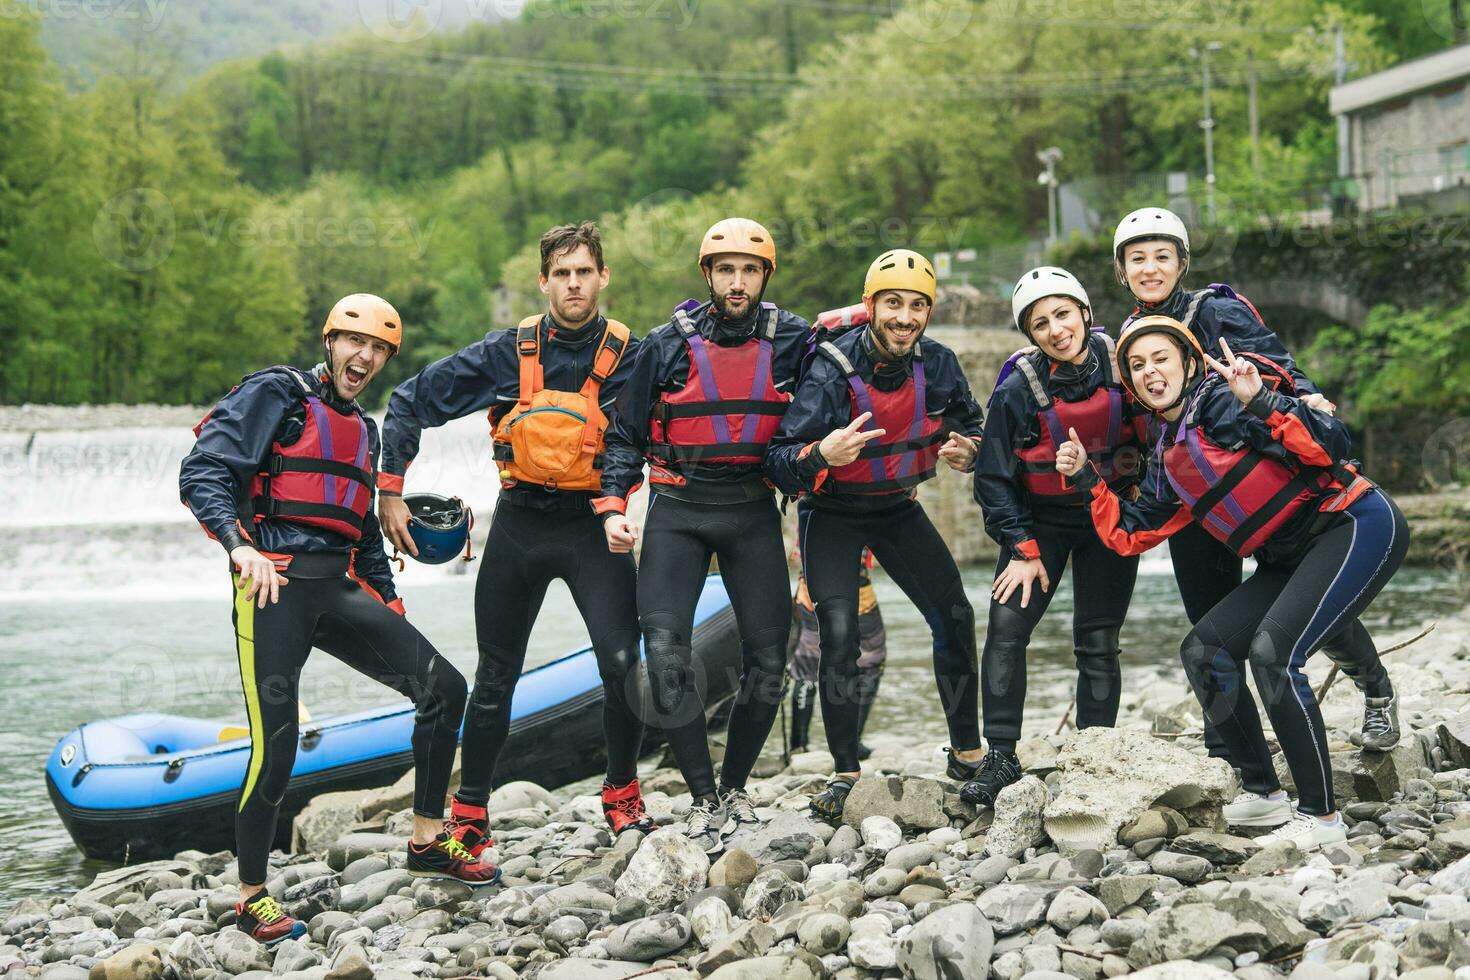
[963,267,1149,807]
[1111,208,1395,757]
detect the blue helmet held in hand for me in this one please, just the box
[403,492,472,564]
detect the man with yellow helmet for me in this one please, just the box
[181,294,488,945]
[765,249,986,820]
[597,217,809,853]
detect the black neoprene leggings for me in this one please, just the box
[231,554,466,886]
[981,511,1138,750]
[1180,489,1406,816]
[638,492,792,800]
[800,497,980,774]
[456,500,644,806]
[1171,505,1376,760]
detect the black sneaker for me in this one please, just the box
[945,746,984,781]
[1355,694,1401,752]
[958,748,1022,807]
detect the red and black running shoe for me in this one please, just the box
[602,779,656,835]
[444,797,494,858]
[407,833,501,886]
[236,894,306,945]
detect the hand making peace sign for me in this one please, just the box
[1203,338,1264,405]
[818,411,887,467]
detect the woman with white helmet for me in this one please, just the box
[963,267,1149,808]
[1112,207,1386,755]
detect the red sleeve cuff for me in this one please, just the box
[377,472,405,494]
[592,496,626,516]
[387,597,406,616]
[1015,539,1041,561]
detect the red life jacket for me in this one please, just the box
[248,383,371,541]
[1159,357,1369,557]
[648,305,789,473]
[817,340,945,495]
[1009,334,1143,502]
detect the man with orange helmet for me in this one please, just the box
[378,223,656,852]
[181,294,489,947]
[597,217,809,853]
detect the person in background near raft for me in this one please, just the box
[967,267,1149,808]
[180,295,487,946]
[597,218,809,853]
[1112,206,1390,751]
[788,547,887,759]
[1055,315,1405,851]
[765,249,985,821]
[378,223,656,856]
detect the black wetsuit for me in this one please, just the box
[381,315,645,802]
[766,327,985,774]
[973,332,1148,750]
[181,366,466,886]
[597,300,809,801]
[1078,375,1403,816]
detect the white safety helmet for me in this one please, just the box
[1112,207,1190,285]
[1011,266,1091,333]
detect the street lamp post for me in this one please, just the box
[1037,146,1063,249]
[1193,41,1224,223]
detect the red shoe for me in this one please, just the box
[602,779,656,835]
[445,797,494,858]
[407,833,501,886]
[235,894,306,945]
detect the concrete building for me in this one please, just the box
[1331,45,1470,211]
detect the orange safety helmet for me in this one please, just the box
[1115,314,1204,404]
[323,293,402,354]
[698,218,777,273]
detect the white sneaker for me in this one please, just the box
[720,787,761,840]
[1222,791,1293,828]
[1258,811,1347,852]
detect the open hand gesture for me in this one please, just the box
[1055,426,1086,478]
[818,412,887,468]
[1203,338,1263,405]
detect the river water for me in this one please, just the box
[1,416,1463,900]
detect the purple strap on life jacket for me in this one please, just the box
[894,359,929,480]
[684,334,733,444]
[843,372,883,482]
[674,298,702,315]
[345,415,370,511]
[741,339,775,443]
[305,397,339,506]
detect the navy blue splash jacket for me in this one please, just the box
[180,365,399,603]
[1125,285,1320,395]
[379,313,639,509]
[974,331,1149,559]
[764,326,984,513]
[596,300,809,511]
[1076,375,1365,566]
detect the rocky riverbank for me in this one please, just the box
[6,614,1470,980]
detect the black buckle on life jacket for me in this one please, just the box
[518,339,540,356]
[266,454,286,476]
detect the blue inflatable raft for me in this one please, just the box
[46,575,740,861]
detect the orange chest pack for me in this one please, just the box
[491,315,631,491]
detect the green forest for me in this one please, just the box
[2,0,1466,461]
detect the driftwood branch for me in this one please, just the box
[1315,622,1436,704]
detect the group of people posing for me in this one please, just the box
[180,208,1408,946]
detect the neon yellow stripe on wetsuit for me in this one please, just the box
[233,577,267,812]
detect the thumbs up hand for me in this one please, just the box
[1055,426,1087,478]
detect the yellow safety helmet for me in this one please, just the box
[863,249,937,303]
[323,293,402,354]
